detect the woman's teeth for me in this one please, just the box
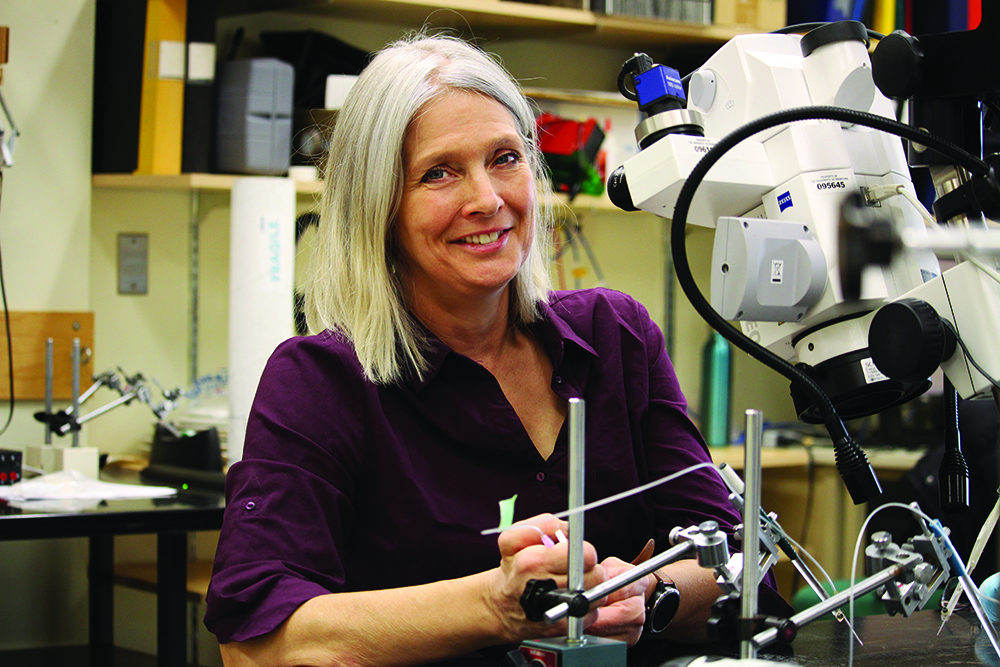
[463,231,501,245]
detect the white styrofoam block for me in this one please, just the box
[325,74,358,110]
[24,444,101,479]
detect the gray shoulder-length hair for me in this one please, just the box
[304,34,554,385]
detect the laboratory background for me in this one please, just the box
[0,0,995,665]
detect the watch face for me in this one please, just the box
[648,583,681,634]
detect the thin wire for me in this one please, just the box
[480,461,719,535]
[940,493,1000,627]
[847,502,942,667]
[0,170,13,437]
[896,186,937,226]
[790,444,817,595]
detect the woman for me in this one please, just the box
[204,34,788,666]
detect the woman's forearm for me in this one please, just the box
[656,559,722,642]
[219,517,604,667]
[220,570,519,667]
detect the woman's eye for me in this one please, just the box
[494,151,521,167]
[421,167,447,183]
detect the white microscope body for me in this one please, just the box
[612,27,1000,419]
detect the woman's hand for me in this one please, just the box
[486,514,603,644]
[585,556,651,646]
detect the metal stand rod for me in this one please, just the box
[567,397,585,642]
[741,409,763,660]
[44,338,53,444]
[189,190,201,386]
[71,338,81,448]
[57,389,140,433]
[753,564,904,649]
[544,541,697,624]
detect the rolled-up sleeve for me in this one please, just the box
[204,334,370,643]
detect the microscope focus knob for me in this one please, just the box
[871,30,925,100]
[868,298,955,382]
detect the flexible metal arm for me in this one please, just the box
[523,521,730,625]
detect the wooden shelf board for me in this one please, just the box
[593,13,745,47]
[525,86,636,108]
[218,0,748,46]
[711,446,811,470]
[225,0,593,31]
[712,444,924,472]
[93,173,324,195]
[93,174,629,214]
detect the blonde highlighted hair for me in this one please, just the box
[304,34,553,384]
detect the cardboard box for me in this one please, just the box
[714,0,787,32]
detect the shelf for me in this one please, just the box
[711,444,924,472]
[92,174,629,215]
[524,86,635,108]
[222,0,592,35]
[218,0,753,48]
[593,12,745,47]
[92,173,324,195]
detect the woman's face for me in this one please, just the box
[396,90,535,315]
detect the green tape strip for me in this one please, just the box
[498,494,518,529]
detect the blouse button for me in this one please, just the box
[554,376,563,384]
[536,472,546,482]
[245,501,256,511]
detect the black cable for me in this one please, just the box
[669,105,988,503]
[0,171,13,437]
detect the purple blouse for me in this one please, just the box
[204,288,788,651]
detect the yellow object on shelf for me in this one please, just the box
[136,0,187,175]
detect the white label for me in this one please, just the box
[770,259,784,283]
[861,357,889,384]
[187,42,216,82]
[154,40,186,80]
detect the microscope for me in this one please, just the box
[608,9,1000,511]
[514,10,1000,665]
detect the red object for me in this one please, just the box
[969,0,981,29]
[536,112,601,157]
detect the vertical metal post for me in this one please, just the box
[662,220,675,359]
[71,338,81,448]
[741,409,763,660]
[567,397,586,642]
[44,338,53,444]
[189,190,201,386]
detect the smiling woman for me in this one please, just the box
[203,34,790,667]
[305,36,555,388]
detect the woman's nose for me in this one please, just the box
[462,170,503,217]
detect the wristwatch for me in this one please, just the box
[645,574,681,635]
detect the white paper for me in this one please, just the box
[0,469,176,502]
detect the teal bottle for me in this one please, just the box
[700,331,732,447]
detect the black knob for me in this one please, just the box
[868,298,955,382]
[607,165,637,212]
[871,30,925,100]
